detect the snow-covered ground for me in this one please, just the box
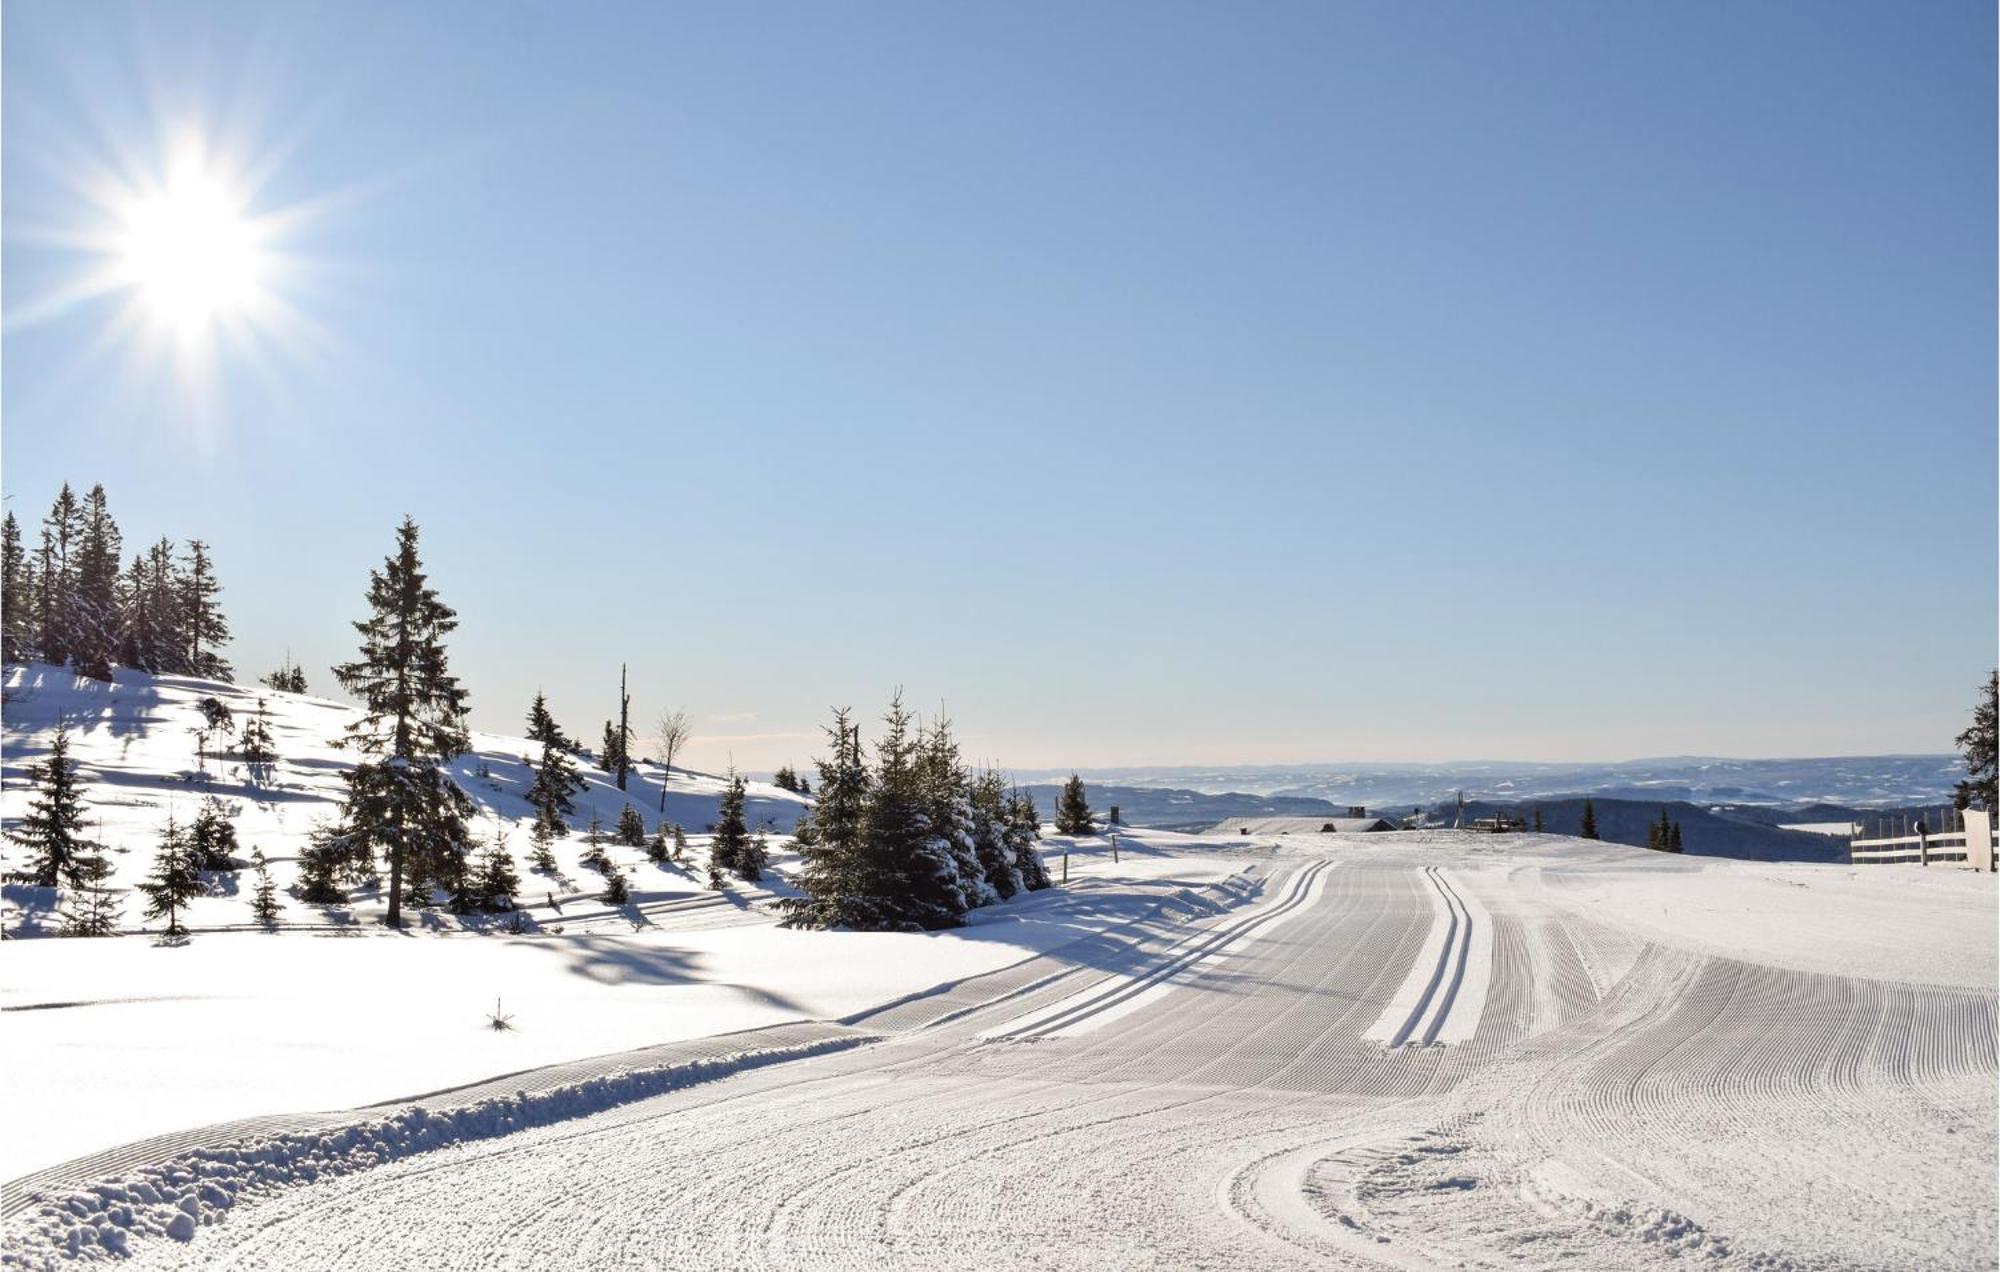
[4,668,1996,1269]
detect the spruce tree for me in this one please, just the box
[526,734,584,838]
[1579,799,1600,840]
[773,765,798,793]
[240,698,278,771]
[777,708,878,929]
[1954,670,1998,812]
[138,813,202,937]
[671,823,689,863]
[474,819,522,910]
[187,796,240,871]
[2,511,29,663]
[615,803,647,847]
[249,848,283,928]
[1532,807,1545,833]
[37,484,83,667]
[525,690,580,752]
[60,876,122,938]
[1055,774,1095,836]
[712,773,754,880]
[969,769,1023,900]
[179,539,232,679]
[19,729,90,888]
[528,820,561,874]
[69,485,123,681]
[919,714,988,910]
[870,694,963,929]
[1667,821,1684,854]
[646,823,671,864]
[330,517,474,928]
[119,539,182,673]
[1006,787,1052,890]
[580,813,610,873]
[602,861,631,905]
[262,656,309,694]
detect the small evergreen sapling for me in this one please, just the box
[60,876,122,938]
[249,848,283,928]
[528,820,561,875]
[1055,774,1095,836]
[19,728,90,889]
[138,813,203,937]
[187,796,240,872]
[602,862,631,905]
[615,804,647,847]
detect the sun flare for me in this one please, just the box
[115,148,266,340]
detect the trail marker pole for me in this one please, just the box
[1062,850,1068,885]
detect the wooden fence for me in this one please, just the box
[1849,809,1996,871]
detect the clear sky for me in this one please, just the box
[4,0,1994,774]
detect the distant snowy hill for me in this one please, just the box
[1,663,811,935]
[1023,755,1961,811]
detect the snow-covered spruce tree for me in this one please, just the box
[711,773,754,881]
[118,539,180,674]
[1054,774,1095,836]
[1007,788,1052,891]
[968,770,1022,901]
[179,539,232,680]
[645,823,671,864]
[262,655,309,695]
[705,851,725,890]
[69,485,123,682]
[1578,799,1600,840]
[294,826,348,904]
[1,511,27,664]
[187,796,240,872]
[615,804,647,847]
[249,848,283,928]
[475,822,522,910]
[137,813,202,937]
[330,517,475,928]
[19,728,92,889]
[1955,670,1998,812]
[871,694,964,930]
[778,708,872,929]
[526,733,584,839]
[918,714,989,911]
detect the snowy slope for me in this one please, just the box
[1,662,811,935]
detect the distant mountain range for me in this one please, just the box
[1020,755,1960,813]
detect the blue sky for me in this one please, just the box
[4,1,1993,772]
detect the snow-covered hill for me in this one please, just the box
[1,662,811,936]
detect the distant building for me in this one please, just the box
[1214,815,1397,836]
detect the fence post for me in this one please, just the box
[1917,823,1929,866]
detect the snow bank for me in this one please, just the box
[1,1033,874,1268]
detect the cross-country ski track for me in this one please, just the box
[5,833,1994,1270]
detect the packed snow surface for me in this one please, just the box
[4,669,1995,1268]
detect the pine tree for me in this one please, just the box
[869,694,963,929]
[240,698,278,771]
[602,861,631,905]
[615,803,647,847]
[330,517,474,928]
[969,769,1023,900]
[712,773,754,880]
[580,813,610,873]
[249,848,283,928]
[777,707,879,929]
[919,714,988,910]
[19,729,91,888]
[187,796,240,871]
[138,813,202,937]
[528,820,561,874]
[1055,774,1095,836]
[1579,799,1600,840]
[475,826,522,911]
[37,484,83,667]
[525,690,580,753]
[262,655,309,694]
[69,485,123,681]
[179,539,232,679]
[60,875,122,938]
[295,829,348,904]
[1006,788,1052,891]
[526,734,584,838]
[2,511,29,663]
[1954,670,1998,812]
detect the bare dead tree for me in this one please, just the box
[656,707,692,815]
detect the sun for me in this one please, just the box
[115,145,267,341]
